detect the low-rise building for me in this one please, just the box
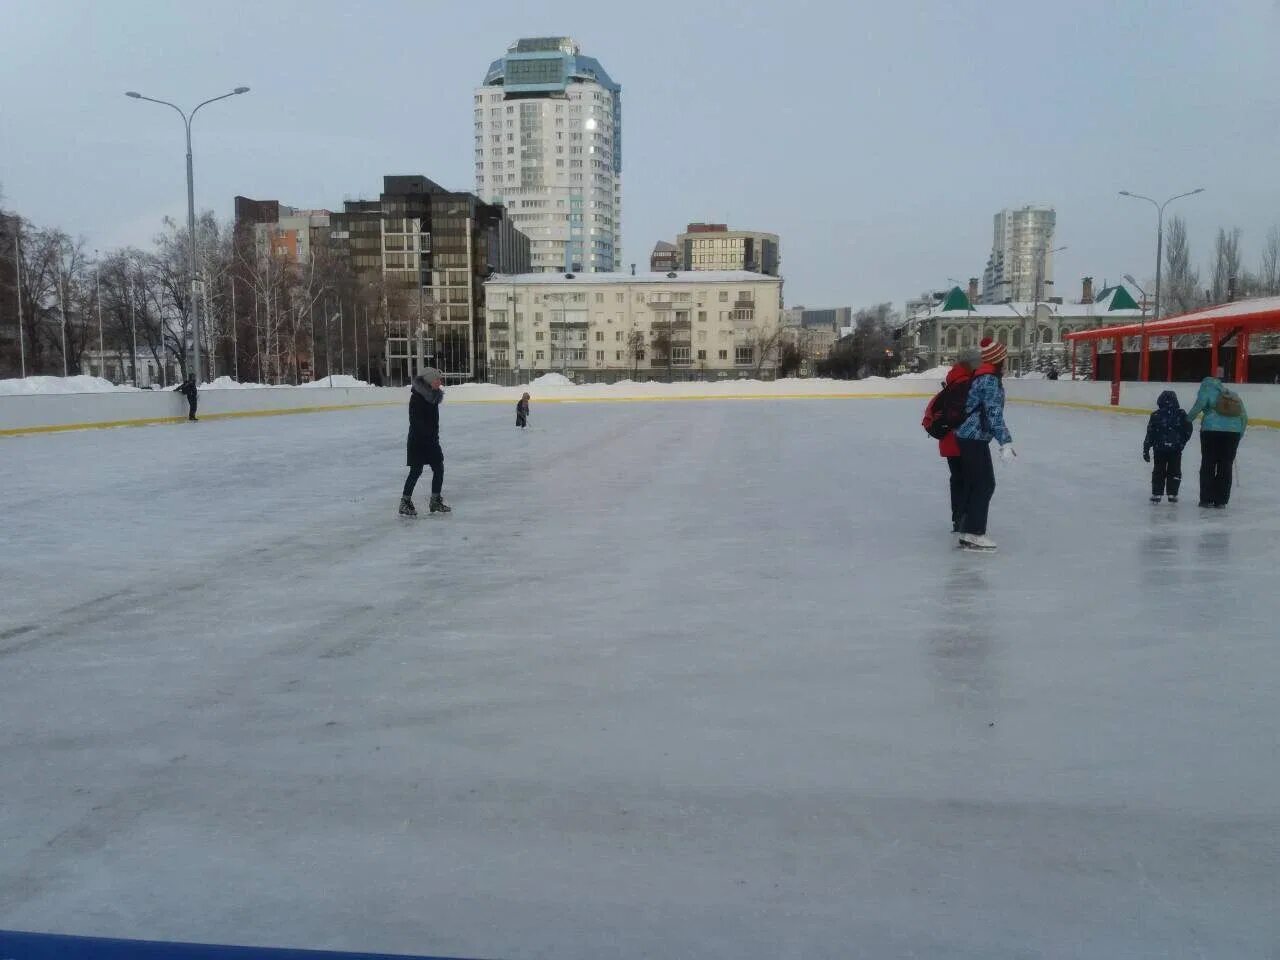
[649,241,678,273]
[900,277,1143,373]
[483,271,783,381]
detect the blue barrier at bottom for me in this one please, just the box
[0,931,492,960]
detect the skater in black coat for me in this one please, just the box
[174,374,198,421]
[400,368,450,517]
[516,392,530,429]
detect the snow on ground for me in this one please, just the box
[0,374,141,395]
[1,399,1277,958]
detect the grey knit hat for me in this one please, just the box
[421,367,443,384]
[957,347,982,368]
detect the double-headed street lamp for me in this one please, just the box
[126,86,250,382]
[1118,188,1205,327]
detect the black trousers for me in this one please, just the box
[516,413,527,428]
[947,456,964,528]
[957,440,996,536]
[1199,431,1242,505]
[187,398,197,421]
[404,450,444,498]
[1151,450,1182,497]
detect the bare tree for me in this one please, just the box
[625,328,645,379]
[1163,216,1200,316]
[1259,225,1280,297]
[1210,226,1243,304]
[749,325,784,378]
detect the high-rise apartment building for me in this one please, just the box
[475,37,622,274]
[676,223,780,276]
[980,205,1056,303]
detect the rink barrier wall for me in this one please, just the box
[0,929,479,960]
[0,383,934,436]
[2,380,1276,436]
[1005,380,1280,428]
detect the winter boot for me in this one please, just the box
[1168,495,1179,504]
[1150,495,1162,504]
[429,495,452,514]
[398,496,417,518]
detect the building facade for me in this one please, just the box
[233,197,332,265]
[781,305,852,362]
[901,279,1143,374]
[980,205,1057,303]
[483,271,783,381]
[649,241,678,272]
[676,223,780,275]
[475,37,622,274]
[326,177,530,384]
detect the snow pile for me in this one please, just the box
[898,366,950,381]
[202,376,275,390]
[0,375,141,396]
[528,372,573,387]
[301,375,370,389]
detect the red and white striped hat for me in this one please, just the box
[980,337,1008,366]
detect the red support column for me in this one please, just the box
[1166,336,1174,381]
[1140,332,1150,381]
[1210,326,1220,374]
[1235,330,1250,383]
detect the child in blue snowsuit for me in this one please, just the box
[1142,390,1193,503]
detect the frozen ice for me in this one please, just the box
[1,398,1277,958]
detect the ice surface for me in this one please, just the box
[1,398,1277,958]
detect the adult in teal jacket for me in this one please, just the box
[1187,367,1248,508]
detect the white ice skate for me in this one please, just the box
[958,533,997,552]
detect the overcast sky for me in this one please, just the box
[2,0,1278,308]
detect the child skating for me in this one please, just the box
[516,392,531,429]
[1142,390,1193,503]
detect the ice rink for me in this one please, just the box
[2,396,1278,959]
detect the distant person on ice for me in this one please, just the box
[954,337,1015,551]
[516,392,531,429]
[399,369,451,518]
[922,346,980,532]
[1143,390,1193,503]
[1187,366,1248,508]
[174,374,198,421]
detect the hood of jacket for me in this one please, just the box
[1157,390,1180,411]
[411,378,443,403]
[944,363,974,387]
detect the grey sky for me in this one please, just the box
[2,0,1278,308]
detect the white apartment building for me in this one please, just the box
[475,38,621,274]
[981,205,1057,303]
[483,271,783,380]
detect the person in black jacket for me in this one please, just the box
[400,368,450,517]
[174,374,198,421]
[516,392,530,429]
[1143,389,1193,503]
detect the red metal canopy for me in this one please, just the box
[1063,296,1280,383]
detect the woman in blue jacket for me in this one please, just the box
[954,338,1015,551]
[1187,367,1248,508]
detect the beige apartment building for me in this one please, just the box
[483,271,783,381]
[675,223,780,275]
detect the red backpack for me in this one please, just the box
[922,378,972,440]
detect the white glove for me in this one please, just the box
[999,444,1017,463]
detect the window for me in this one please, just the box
[672,346,690,363]
[516,351,524,361]
[718,349,728,360]
[596,351,604,362]
[735,346,753,365]
[697,350,707,361]
[536,350,545,361]
[697,330,707,343]
[635,350,645,361]
[616,293,625,303]
[535,331,544,341]
[947,328,958,348]
[615,331,623,341]
[535,312,543,322]
[698,310,706,322]
[595,292,604,303]
[719,291,729,302]
[595,331,604,341]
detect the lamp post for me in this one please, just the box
[126,86,250,383]
[1025,244,1066,375]
[94,252,105,379]
[12,216,25,378]
[1118,188,1205,327]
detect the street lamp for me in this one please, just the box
[1118,188,1204,325]
[126,86,250,382]
[1025,244,1066,375]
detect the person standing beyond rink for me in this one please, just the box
[174,374,198,422]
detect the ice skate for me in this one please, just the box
[1168,496,1179,503]
[1150,495,1162,504]
[398,496,417,518]
[429,495,452,514]
[958,533,997,552]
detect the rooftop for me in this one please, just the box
[485,271,781,286]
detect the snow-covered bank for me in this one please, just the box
[0,375,142,396]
